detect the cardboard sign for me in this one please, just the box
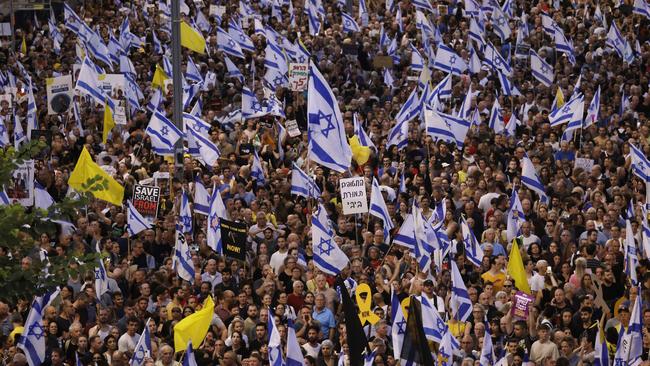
[511,291,535,320]
[340,177,368,215]
[220,219,247,261]
[373,56,393,69]
[98,74,126,99]
[132,185,161,223]
[8,160,34,206]
[209,4,226,17]
[285,119,301,137]
[46,75,73,114]
[574,158,595,172]
[113,102,127,125]
[288,63,309,92]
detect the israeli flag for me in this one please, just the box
[521,154,549,204]
[484,42,512,76]
[242,87,268,120]
[291,163,321,198]
[629,143,650,182]
[554,26,576,65]
[251,149,266,186]
[312,203,349,276]
[120,55,136,75]
[370,178,394,241]
[207,184,226,254]
[433,44,467,76]
[383,68,394,88]
[642,206,650,266]
[607,22,627,59]
[94,243,109,299]
[286,319,303,366]
[530,49,554,87]
[450,261,473,321]
[491,6,511,41]
[173,228,195,283]
[185,115,220,168]
[225,56,245,83]
[306,2,321,36]
[420,295,449,344]
[480,326,497,366]
[549,94,582,127]
[560,94,585,141]
[182,340,198,366]
[75,57,112,108]
[386,117,409,151]
[268,310,284,366]
[34,182,54,210]
[307,61,352,172]
[130,318,152,366]
[0,117,9,147]
[186,56,203,84]
[489,98,506,134]
[217,27,245,59]
[26,83,37,139]
[391,287,407,361]
[413,0,436,12]
[497,69,515,96]
[584,86,601,127]
[615,285,643,365]
[13,113,26,150]
[461,216,484,267]
[594,321,609,366]
[146,88,162,113]
[426,108,471,149]
[126,200,151,237]
[341,12,360,33]
[179,191,192,234]
[506,190,525,243]
[624,218,639,285]
[152,29,163,55]
[265,92,286,118]
[634,0,650,18]
[295,39,311,63]
[228,20,255,53]
[412,203,435,272]
[146,110,183,156]
[410,43,424,72]
[540,12,556,36]
[17,288,60,366]
[193,178,210,216]
[395,86,423,130]
[86,30,113,68]
[353,113,376,150]
[469,18,486,48]
[387,37,400,64]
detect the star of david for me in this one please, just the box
[297,55,306,63]
[309,110,335,137]
[449,56,457,65]
[240,34,247,42]
[251,100,264,113]
[228,39,236,48]
[561,104,572,114]
[161,126,169,136]
[317,237,334,256]
[494,56,502,67]
[436,318,446,332]
[185,248,192,260]
[273,75,284,87]
[540,64,550,74]
[133,346,146,364]
[395,319,406,335]
[195,140,202,150]
[94,267,103,280]
[345,20,352,27]
[182,216,192,229]
[209,214,218,229]
[440,348,450,359]
[28,322,45,340]
[495,16,506,27]
[638,161,645,171]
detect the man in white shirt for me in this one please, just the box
[117,317,140,353]
[269,236,289,274]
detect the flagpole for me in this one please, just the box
[171,0,184,181]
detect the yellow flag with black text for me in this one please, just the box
[68,147,124,206]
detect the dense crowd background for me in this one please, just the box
[0,0,650,365]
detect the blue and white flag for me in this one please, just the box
[312,203,349,276]
[94,243,109,299]
[549,94,583,127]
[480,326,496,366]
[413,0,436,12]
[370,178,394,242]
[506,190,526,243]
[130,318,152,366]
[13,113,25,150]
[560,94,585,142]
[426,108,471,149]
[286,319,303,366]
[625,218,639,285]
[393,87,423,142]
[594,321,609,366]
[193,178,210,216]
[465,0,481,15]
[185,114,220,167]
[410,43,424,72]
[173,228,195,283]
[242,87,268,120]
[469,18,486,48]
[642,206,650,260]
[179,191,192,234]
[555,26,576,65]
[0,117,9,147]
[146,110,183,156]
[634,0,650,18]
[585,86,601,127]
[363,350,377,366]
[146,88,162,113]
[420,295,448,344]
[224,56,245,83]
[391,286,407,362]
[483,42,512,76]
[207,183,227,254]
[540,12,556,36]
[412,203,435,272]
[17,288,60,366]
[152,30,163,55]
[521,154,549,204]
[26,83,37,140]
[86,30,113,68]
[461,216,484,267]
[353,113,376,150]
[607,22,627,59]
[439,326,460,366]
[450,261,473,321]
[217,27,245,59]
[291,163,321,198]
[489,98,506,134]
[75,57,111,108]
[434,44,468,76]
[251,149,266,186]
[34,182,54,210]
[0,189,9,206]
[341,12,360,33]
[127,200,151,236]
[491,6,511,40]
[186,56,203,84]
[530,50,554,87]
[615,285,643,365]
[307,61,352,173]
[629,143,650,182]
[182,340,198,366]
[228,20,256,53]
[268,309,284,366]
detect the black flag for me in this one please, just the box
[400,296,434,365]
[336,277,369,366]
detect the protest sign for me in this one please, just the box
[511,291,535,320]
[288,63,309,92]
[46,75,73,114]
[8,160,34,206]
[285,120,301,137]
[220,219,247,261]
[132,185,160,223]
[340,177,368,215]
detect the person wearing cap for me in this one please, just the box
[422,279,446,315]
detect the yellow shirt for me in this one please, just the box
[447,319,466,339]
[482,271,506,292]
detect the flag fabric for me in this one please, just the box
[461,216,484,267]
[489,98,506,134]
[207,184,226,254]
[420,294,449,344]
[17,288,60,366]
[450,261,473,321]
[34,182,54,210]
[491,5,511,40]
[193,178,210,216]
[549,94,583,127]
[370,177,394,242]
[130,318,152,366]
[268,309,284,366]
[224,56,245,83]
[185,114,220,167]
[425,108,472,149]
[0,117,10,147]
[102,99,115,143]
[251,149,266,186]
[480,326,496,366]
[286,319,303,366]
[312,203,349,275]
[521,154,549,204]
[642,206,650,259]
[94,242,109,299]
[560,94,585,141]
[353,113,376,151]
[615,285,643,365]
[182,340,198,366]
[530,50,554,87]
[186,56,203,84]
[180,21,206,54]
[173,296,214,352]
[75,57,111,107]
[307,61,352,172]
[631,143,650,182]
[412,0,436,12]
[554,26,576,65]
[228,20,255,53]
[336,277,370,366]
[507,238,532,294]
[179,191,193,234]
[68,147,125,206]
[26,82,37,139]
[625,218,639,285]
[291,163,321,198]
[391,286,407,362]
[433,43,468,76]
[506,190,526,243]
[607,22,627,59]
[127,200,151,236]
[13,113,26,150]
[410,43,424,71]
[341,12,360,33]
[152,64,169,90]
[173,228,195,283]
[483,42,513,76]
[146,110,184,156]
[634,0,650,18]
[400,296,435,365]
[412,203,436,271]
[242,86,267,119]
[585,86,601,127]
[594,320,609,366]
[217,27,245,59]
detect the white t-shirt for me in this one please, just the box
[270,250,288,274]
[117,332,140,353]
[302,342,321,359]
[529,272,545,293]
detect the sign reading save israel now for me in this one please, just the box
[340,177,368,215]
[220,219,247,261]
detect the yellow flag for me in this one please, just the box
[173,296,214,353]
[102,100,115,144]
[180,21,206,54]
[555,87,565,108]
[349,135,371,166]
[21,35,27,54]
[68,147,125,206]
[507,238,531,294]
[152,64,169,90]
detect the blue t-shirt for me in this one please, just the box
[312,307,336,338]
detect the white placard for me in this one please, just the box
[285,120,300,137]
[288,63,309,92]
[46,75,73,115]
[209,4,226,17]
[8,160,34,207]
[113,102,127,125]
[574,158,594,172]
[98,74,126,99]
[340,177,368,215]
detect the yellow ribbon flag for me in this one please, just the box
[507,238,531,294]
[21,35,27,54]
[180,21,206,54]
[152,64,169,90]
[102,100,115,144]
[349,135,371,166]
[174,296,214,352]
[68,147,125,206]
[555,87,565,109]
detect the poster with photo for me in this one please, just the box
[46,75,73,114]
[7,160,34,206]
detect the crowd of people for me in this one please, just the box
[0,0,650,365]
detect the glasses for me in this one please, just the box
[504,284,513,287]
